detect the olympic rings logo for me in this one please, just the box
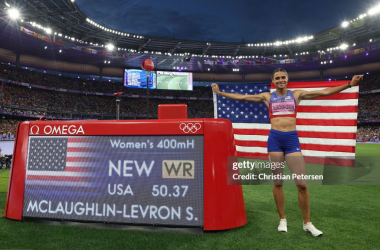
[179,123,202,133]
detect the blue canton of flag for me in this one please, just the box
[214,83,270,123]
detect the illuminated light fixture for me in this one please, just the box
[108,61,110,64]
[46,28,52,34]
[106,43,115,51]
[71,0,75,2]
[8,8,20,19]
[44,46,47,49]
[353,43,356,46]
[342,21,349,28]
[321,62,323,65]
[369,39,372,42]
[340,43,348,50]
[59,50,62,53]
[104,61,107,64]
[368,4,380,15]
[330,60,333,63]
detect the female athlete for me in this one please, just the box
[212,68,362,236]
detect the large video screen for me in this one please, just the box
[23,135,204,227]
[156,71,193,91]
[124,69,157,89]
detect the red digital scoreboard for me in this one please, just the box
[5,118,247,231]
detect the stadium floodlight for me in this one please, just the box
[342,21,349,28]
[340,44,348,50]
[106,43,115,51]
[46,28,52,34]
[368,4,380,15]
[8,8,20,19]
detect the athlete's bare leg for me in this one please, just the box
[269,152,286,219]
[285,151,310,223]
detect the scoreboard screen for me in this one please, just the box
[156,71,193,91]
[124,69,157,89]
[6,119,247,231]
[23,135,204,226]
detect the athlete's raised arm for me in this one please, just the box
[295,75,363,100]
[212,83,270,103]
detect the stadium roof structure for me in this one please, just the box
[1,0,380,75]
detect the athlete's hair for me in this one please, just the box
[271,68,288,79]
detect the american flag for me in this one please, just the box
[25,137,105,196]
[214,81,359,166]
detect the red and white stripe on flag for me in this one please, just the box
[232,81,358,167]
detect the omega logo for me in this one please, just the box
[43,125,85,135]
[30,125,40,135]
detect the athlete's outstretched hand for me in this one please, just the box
[212,83,221,94]
[350,75,363,86]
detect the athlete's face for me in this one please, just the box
[272,71,288,90]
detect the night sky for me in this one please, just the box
[76,0,376,43]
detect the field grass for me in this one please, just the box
[1,144,379,250]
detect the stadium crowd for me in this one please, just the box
[1,63,380,141]
[0,63,212,98]
[359,73,380,92]
[356,126,380,142]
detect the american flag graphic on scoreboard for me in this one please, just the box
[214,81,359,167]
[26,137,106,196]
